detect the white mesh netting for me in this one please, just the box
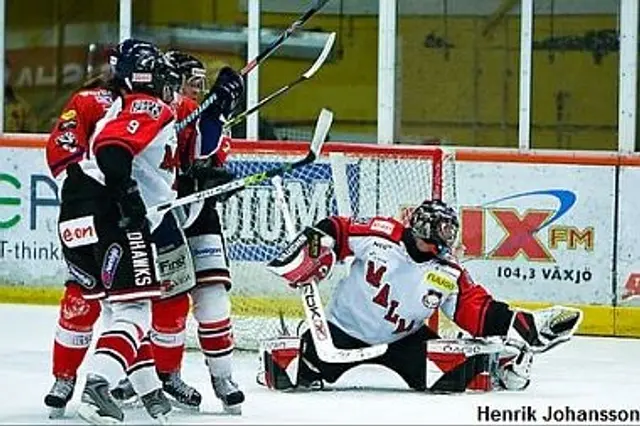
[185,142,458,351]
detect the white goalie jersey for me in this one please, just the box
[323,216,495,345]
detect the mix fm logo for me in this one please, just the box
[461,189,594,262]
[400,189,595,263]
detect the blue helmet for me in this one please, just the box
[109,39,172,100]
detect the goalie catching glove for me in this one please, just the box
[267,227,336,288]
[507,305,583,353]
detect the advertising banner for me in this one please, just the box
[0,148,64,285]
[455,161,615,305]
[0,146,618,309]
[616,166,640,307]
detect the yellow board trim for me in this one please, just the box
[1,286,638,337]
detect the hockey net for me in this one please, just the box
[185,140,458,351]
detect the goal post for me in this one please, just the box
[185,140,458,351]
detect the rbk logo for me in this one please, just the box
[459,190,594,262]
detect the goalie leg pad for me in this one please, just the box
[259,337,302,390]
[507,305,583,353]
[425,339,503,393]
[495,340,533,391]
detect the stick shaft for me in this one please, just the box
[175,0,329,132]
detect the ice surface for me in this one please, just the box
[0,304,638,425]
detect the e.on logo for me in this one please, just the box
[59,216,98,248]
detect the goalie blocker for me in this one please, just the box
[259,334,533,393]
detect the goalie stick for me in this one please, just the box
[222,32,336,130]
[148,108,333,216]
[175,0,331,132]
[270,162,389,362]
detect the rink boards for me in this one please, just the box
[1,135,640,337]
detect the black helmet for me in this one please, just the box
[109,38,172,100]
[409,199,459,253]
[164,50,207,92]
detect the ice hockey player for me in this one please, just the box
[111,50,247,414]
[262,199,583,393]
[51,38,180,424]
[43,47,120,418]
[108,50,208,412]
[163,52,247,414]
[44,40,198,421]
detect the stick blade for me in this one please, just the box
[310,108,333,156]
[303,32,336,79]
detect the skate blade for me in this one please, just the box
[48,406,66,419]
[77,403,123,425]
[114,396,142,409]
[222,403,242,416]
[168,398,200,412]
[152,413,170,424]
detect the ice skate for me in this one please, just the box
[211,375,244,415]
[77,374,124,425]
[44,376,76,419]
[110,377,139,407]
[140,388,172,424]
[159,371,202,411]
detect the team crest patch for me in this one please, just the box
[131,99,162,119]
[424,271,457,293]
[422,289,443,309]
[101,244,123,288]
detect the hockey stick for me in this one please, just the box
[222,32,336,130]
[271,176,389,363]
[175,0,331,132]
[148,108,333,216]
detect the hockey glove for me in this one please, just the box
[267,227,336,289]
[202,67,244,119]
[184,156,237,202]
[115,179,149,233]
[507,305,583,353]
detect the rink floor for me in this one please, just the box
[0,304,638,425]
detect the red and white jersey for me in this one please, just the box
[325,216,494,345]
[79,93,178,230]
[46,88,114,179]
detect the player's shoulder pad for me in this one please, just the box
[349,216,405,243]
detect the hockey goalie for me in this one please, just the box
[261,199,583,393]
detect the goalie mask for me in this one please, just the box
[409,199,459,253]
